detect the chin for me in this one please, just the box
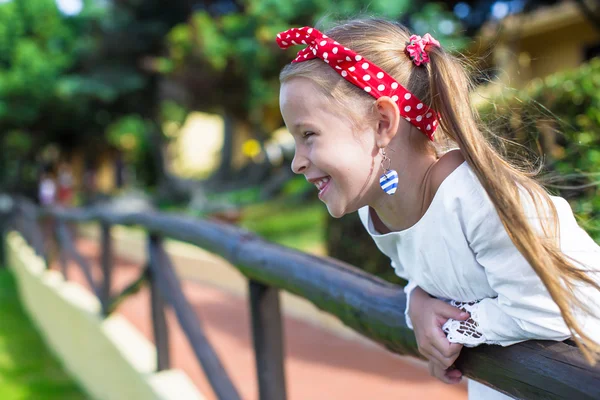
[326,204,352,219]
[327,210,345,219]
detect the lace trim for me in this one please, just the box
[442,300,487,347]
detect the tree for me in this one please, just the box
[0,0,152,194]
[154,0,468,187]
[0,0,196,196]
[0,0,91,192]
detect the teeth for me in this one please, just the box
[315,177,330,191]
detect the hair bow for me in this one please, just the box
[277,27,441,139]
[405,34,441,66]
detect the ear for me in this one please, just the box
[374,96,401,148]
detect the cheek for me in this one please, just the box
[332,150,375,191]
[344,147,373,174]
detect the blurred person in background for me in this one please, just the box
[57,162,75,207]
[38,167,56,207]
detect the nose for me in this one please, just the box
[291,151,309,175]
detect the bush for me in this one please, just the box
[478,57,600,242]
[326,57,600,283]
[326,212,406,285]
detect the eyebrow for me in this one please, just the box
[293,121,315,131]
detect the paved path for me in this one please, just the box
[51,237,467,400]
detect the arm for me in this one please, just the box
[443,193,572,347]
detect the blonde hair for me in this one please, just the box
[280,18,600,364]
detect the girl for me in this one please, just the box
[276,18,600,399]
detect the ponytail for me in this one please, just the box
[427,49,600,365]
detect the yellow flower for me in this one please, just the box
[242,139,261,159]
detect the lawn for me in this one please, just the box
[0,268,87,400]
[239,197,327,255]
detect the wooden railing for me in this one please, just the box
[2,196,600,400]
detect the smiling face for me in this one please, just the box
[280,77,382,218]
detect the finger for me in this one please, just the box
[431,327,463,360]
[443,367,463,384]
[424,343,459,370]
[430,362,462,384]
[434,301,471,320]
[419,346,451,371]
[445,367,462,380]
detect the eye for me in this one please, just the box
[302,131,315,138]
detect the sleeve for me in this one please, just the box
[403,280,419,330]
[443,189,572,347]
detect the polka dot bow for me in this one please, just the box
[276,26,440,140]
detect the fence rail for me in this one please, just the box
[2,197,600,400]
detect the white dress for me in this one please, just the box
[358,161,600,399]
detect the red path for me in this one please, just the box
[51,237,467,400]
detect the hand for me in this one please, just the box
[408,287,470,371]
[428,361,463,384]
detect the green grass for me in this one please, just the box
[239,198,327,254]
[0,268,88,400]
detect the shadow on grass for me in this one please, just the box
[0,268,88,400]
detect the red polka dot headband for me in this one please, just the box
[276,26,440,140]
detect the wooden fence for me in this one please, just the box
[2,196,600,400]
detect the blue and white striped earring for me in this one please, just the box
[379,148,398,195]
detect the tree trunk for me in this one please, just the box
[212,110,235,182]
[148,126,169,186]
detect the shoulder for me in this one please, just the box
[428,149,467,197]
[425,150,495,229]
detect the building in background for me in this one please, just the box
[470,0,600,104]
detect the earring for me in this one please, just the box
[379,148,398,195]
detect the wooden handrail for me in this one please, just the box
[6,202,600,399]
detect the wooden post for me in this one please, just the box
[249,280,287,400]
[148,235,241,400]
[148,234,171,371]
[0,218,5,267]
[59,242,69,279]
[100,222,112,316]
[29,215,46,263]
[0,195,13,267]
[56,221,99,297]
[0,214,8,269]
[52,218,69,279]
[19,214,33,250]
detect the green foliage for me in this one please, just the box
[4,131,32,154]
[206,186,263,207]
[56,68,146,103]
[106,115,150,162]
[281,175,313,196]
[0,269,86,399]
[0,0,107,130]
[240,197,326,253]
[0,0,76,126]
[478,57,600,241]
[162,0,467,127]
[0,0,161,191]
[160,100,188,128]
[326,212,407,285]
